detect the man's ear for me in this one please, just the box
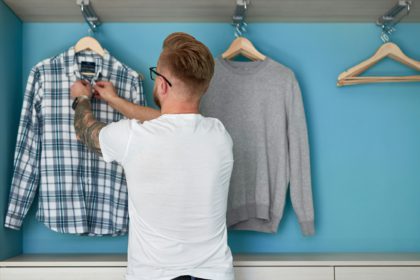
[159,77,169,96]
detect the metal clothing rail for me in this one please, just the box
[377,0,412,42]
[231,0,250,37]
[76,0,101,33]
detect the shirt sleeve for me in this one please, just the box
[4,66,42,230]
[136,77,147,106]
[286,73,315,236]
[99,119,133,164]
[125,72,146,106]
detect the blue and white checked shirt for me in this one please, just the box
[4,47,145,236]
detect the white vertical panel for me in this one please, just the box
[0,267,126,280]
[335,267,420,280]
[234,267,334,280]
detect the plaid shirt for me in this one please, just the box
[4,47,145,236]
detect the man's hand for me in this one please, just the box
[94,81,118,103]
[92,80,161,123]
[71,80,92,99]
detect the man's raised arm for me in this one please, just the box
[94,81,161,122]
[71,80,106,155]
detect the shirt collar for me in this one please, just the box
[65,46,112,81]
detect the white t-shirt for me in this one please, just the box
[99,114,234,280]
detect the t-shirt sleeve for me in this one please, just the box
[99,119,133,164]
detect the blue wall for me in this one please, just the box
[11,22,420,254]
[0,0,23,259]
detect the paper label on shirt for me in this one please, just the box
[80,61,96,75]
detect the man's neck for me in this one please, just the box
[160,103,199,115]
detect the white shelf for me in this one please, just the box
[233,253,420,266]
[0,254,127,267]
[2,253,420,280]
[4,0,420,23]
[2,253,420,267]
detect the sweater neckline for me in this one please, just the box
[217,56,270,75]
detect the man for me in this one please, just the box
[71,33,235,280]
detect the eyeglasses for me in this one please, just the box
[149,67,172,87]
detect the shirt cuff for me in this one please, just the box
[299,220,315,236]
[4,214,23,230]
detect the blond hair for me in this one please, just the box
[159,32,214,95]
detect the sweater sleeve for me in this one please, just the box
[286,73,315,236]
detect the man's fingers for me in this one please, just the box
[93,89,101,98]
[93,85,104,94]
[94,81,105,87]
[74,80,91,90]
[95,81,111,87]
[71,80,92,99]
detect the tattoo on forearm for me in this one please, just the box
[74,99,106,155]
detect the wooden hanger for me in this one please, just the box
[222,36,266,61]
[74,36,105,57]
[337,76,420,86]
[74,36,105,76]
[337,42,420,86]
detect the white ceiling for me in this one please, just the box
[4,0,420,22]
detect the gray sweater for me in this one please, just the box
[200,57,315,236]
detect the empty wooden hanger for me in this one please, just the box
[222,36,266,61]
[337,42,420,86]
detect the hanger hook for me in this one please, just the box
[377,0,411,44]
[241,22,248,33]
[234,24,242,37]
[381,32,389,43]
[88,26,93,37]
[79,0,99,35]
[380,24,396,43]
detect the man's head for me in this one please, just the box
[152,32,214,111]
